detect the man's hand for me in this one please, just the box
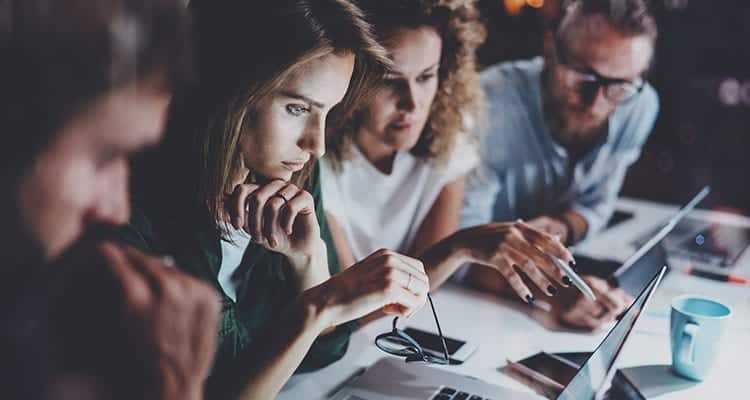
[100,243,221,400]
[553,276,633,330]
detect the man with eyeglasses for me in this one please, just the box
[461,0,657,330]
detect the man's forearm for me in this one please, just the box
[557,209,589,244]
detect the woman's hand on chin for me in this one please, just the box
[225,180,330,291]
[225,179,322,257]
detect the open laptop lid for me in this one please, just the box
[557,266,667,400]
[612,186,710,280]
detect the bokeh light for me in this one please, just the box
[526,0,544,9]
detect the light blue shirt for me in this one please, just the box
[461,58,659,239]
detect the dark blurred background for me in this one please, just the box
[477,0,750,216]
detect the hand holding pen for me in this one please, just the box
[552,256,597,301]
[453,220,577,303]
[554,275,633,330]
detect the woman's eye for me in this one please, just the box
[285,104,309,116]
[416,73,436,83]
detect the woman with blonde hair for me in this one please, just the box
[117,0,429,398]
[323,0,575,302]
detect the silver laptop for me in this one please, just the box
[575,187,709,295]
[661,217,750,271]
[331,267,667,400]
[630,186,750,273]
[611,186,709,295]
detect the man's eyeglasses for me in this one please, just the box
[374,294,450,365]
[553,35,645,104]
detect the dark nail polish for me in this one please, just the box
[547,285,558,296]
[562,276,573,286]
[569,260,578,272]
[525,295,535,304]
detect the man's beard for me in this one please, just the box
[542,70,608,152]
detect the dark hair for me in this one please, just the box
[557,0,657,42]
[0,0,191,185]
[326,0,486,168]
[139,0,390,236]
[0,0,191,264]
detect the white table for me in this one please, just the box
[278,198,750,399]
[584,198,750,331]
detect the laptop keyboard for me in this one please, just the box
[431,386,492,400]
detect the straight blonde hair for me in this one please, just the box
[138,0,391,237]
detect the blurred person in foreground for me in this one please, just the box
[0,0,220,399]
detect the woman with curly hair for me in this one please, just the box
[322,0,576,301]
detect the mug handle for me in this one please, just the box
[678,322,699,367]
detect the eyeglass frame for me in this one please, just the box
[552,34,646,104]
[374,293,451,365]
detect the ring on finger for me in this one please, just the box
[272,192,289,206]
[276,185,301,206]
[160,255,176,267]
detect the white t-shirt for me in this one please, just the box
[218,227,252,302]
[320,137,479,262]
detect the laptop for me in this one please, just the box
[634,215,750,272]
[330,267,668,400]
[576,186,709,296]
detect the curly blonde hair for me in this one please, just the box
[326,0,487,168]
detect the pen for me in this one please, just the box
[552,257,597,301]
[684,266,749,285]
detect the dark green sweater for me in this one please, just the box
[113,161,356,389]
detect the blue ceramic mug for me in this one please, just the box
[670,295,732,381]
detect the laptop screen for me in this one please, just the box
[557,267,666,400]
[613,186,709,280]
[615,242,668,296]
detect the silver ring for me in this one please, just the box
[160,255,176,268]
[273,192,289,206]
